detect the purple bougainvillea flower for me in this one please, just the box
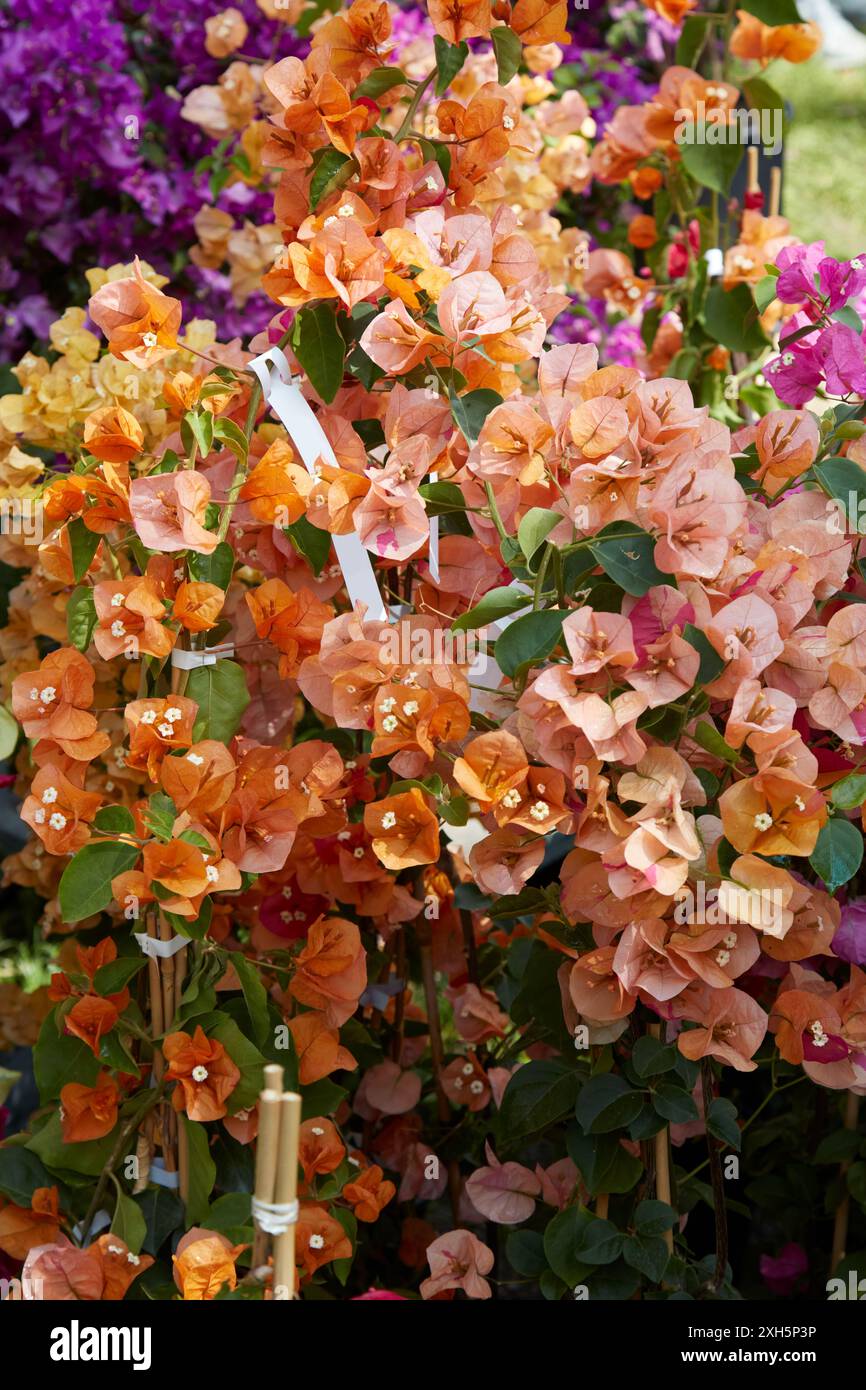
[760,1243,808,1296]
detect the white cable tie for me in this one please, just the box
[150,1159,181,1191]
[134,931,188,959]
[252,1196,299,1235]
[705,247,724,279]
[249,347,388,621]
[170,642,235,670]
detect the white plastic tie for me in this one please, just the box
[150,1159,181,1191]
[248,347,387,621]
[134,931,188,959]
[170,642,235,669]
[252,1196,299,1235]
[705,247,724,278]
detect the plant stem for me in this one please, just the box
[701,1058,728,1291]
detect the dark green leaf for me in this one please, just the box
[433,35,468,95]
[683,623,725,683]
[67,585,97,652]
[285,515,331,576]
[291,303,346,404]
[93,804,136,835]
[310,149,354,208]
[491,26,522,84]
[543,1205,594,1286]
[353,67,408,99]
[623,1233,670,1283]
[588,523,666,596]
[188,659,250,743]
[452,584,528,632]
[67,517,101,582]
[679,129,744,197]
[494,609,563,677]
[450,387,502,444]
[809,817,864,893]
[182,1116,216,1225]
[188,541,234,590]
[59,840,140,922]
[576,1074,644,1134]
[576,1218,624,1265]
[635,1199,679,1236]
[707,1097,741,1151]
[499,1060,580,1142]
[704,283,770,354]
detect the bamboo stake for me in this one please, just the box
[769,166,782,218]
[252,1066,285,1271]
[272,1092,302,1300]
[830,1091,860,1273]
[746,146,759,195]
[649,1024,674,1254]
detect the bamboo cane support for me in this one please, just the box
[252,1065,285,1270]
[649,1024,674,1253]
[830,1091,860,1273]
[769,166,782,218]
[272,1092,302,1300]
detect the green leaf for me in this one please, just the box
[208,1016,266,1112]
[0,1066,20,1107]
[587,523,666,596]
[623,1233,670,1283]
[188,659,250,743]
[450,387,502,444]
[847,1161,866,1207]
[34,1013,99,1102]
[93,804,136,835]
[134,1186,184,1256]
[143,791,177,842]
[814,1129,863,1164]
[93,957,146,996]
[188,540,234,590]
[28,1111,114,1176]
[694,720,738,763]
[494,609,563,678]
[566,1129,642,1196]
[635,1200,679,1237]
[543,1205,594,1286]
[452,584,528,632]
[67,516,101,581]
[676,13,711,66]
[815,456,866,521]
[742,77,786,148]
[707,1097,741,1151]
[810,817,864,893]
[231,953,270,1049]
[831,773,866,810]
[291,302,346,404]
[67,584,97,652]
[631,1035,677,1079]
[491,26,522,84]
[181,1115,216,1226]
[506,1228,549,1277]
[111,1183,147,1255]
[285,515,331,577]
[704,283,770,354]
[0,704,18,761]
[433,35,468,95]
[679,129,743,197]
[739,0,801,21]
[518,507,561,564]
[576,1218,624,1265]
[576,1074,644,1134]
[754,275,779,314]
[652,1083,699,1124]
[310,148,353,208]
[59,840,140,922]
[418,480,467,516]
[212,417,250,464]
[683,623,725,683]
[498,1060,580,1142]
[353,67,408,99]
[0,1146,54,1207]
[182,410,214,459]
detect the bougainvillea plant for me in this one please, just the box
[1,0,866,1306]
